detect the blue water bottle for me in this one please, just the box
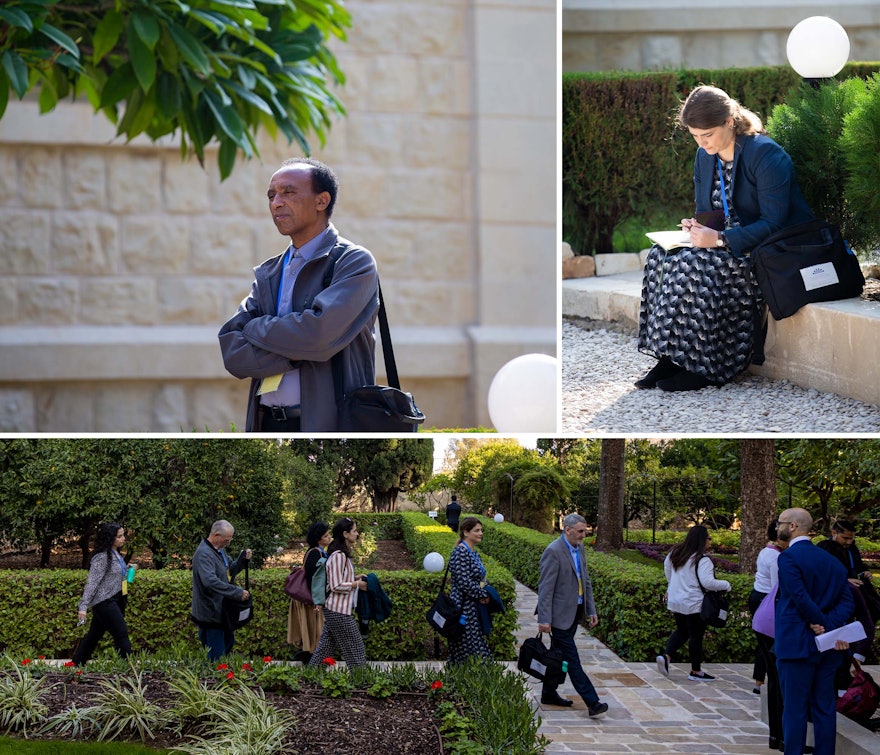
[126,565,136,583]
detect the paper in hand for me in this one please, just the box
[814,620,867,652]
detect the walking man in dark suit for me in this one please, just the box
[775,507,853,755]
[537,512,608,717]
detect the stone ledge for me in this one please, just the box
[562,273,880,407]
[0,325,474,382]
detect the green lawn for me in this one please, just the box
[0,738,170,754]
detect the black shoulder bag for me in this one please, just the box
[323,247,426,432]
[223,562,253,631]
[751,219,864,320]
[695,556,730,628]
[426,557,464,640]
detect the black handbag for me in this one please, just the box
[426,560,464,639]
[695,557,729,628]
[517,632,567,685]
[751,219,864,320]
[223,563,253,631]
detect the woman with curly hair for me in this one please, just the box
[73,522,136,666]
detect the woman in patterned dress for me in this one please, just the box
[447,517,492,665]
[636,85,813,391]
[308,517,367,668]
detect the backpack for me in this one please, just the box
[837,660,880,722]
[310,555,327,606]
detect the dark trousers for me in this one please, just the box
[756,631,784,747]
[198,626,235,662]
[542,605,600,707]
[778,651,843,755]
[665,611,707,672]
[73,593,131,666]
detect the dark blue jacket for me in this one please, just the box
[775,539,853,660]
[693,133,813,257]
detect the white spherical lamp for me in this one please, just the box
[423,552,444,573]
[787,17,849,79]
[487,353,558,433]
[493,513,504,523]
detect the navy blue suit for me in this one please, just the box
[775,539,853,755]
[693,133,813,257]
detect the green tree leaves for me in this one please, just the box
[0,0,351,179]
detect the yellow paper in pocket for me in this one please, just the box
[258,374,283,395]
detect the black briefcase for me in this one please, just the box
[517,632,567,685]
[222,564,253,631]
[751,219,864,320]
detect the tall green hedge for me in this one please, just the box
[0,513,518,662]
[563,63,880,255]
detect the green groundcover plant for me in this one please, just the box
[0,653,547,754]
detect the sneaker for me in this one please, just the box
[656,654,669,677]
[688,671,715,681]
[588,701,608,717]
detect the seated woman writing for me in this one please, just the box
[636,85,813,392]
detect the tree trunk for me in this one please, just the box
[595,439,625,552]
[40,535,53,568]
[372,489,399,513]
[739,439,777,576]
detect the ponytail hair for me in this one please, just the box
[678,85,764,136]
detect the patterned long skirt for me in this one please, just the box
[638,244,759,385]
[447,600,491,666]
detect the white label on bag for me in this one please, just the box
[718,609,728,621]
[800,263,839,291]
[239,607,251,622]
[431,611,446,629]
[530,659,548,676]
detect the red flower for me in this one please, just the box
[263,655,272,663]
[21,658,31,665]
[241,663,253,671]
[323,657,336,666]
[226,671,235,680]
[216,663,228,670]
[431,680,443,690]
[75,669,82,675]
[37,655,45,660]
[63,661,76,668]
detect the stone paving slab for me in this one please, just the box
[507,579,880,754]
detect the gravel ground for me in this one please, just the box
[562,320,880,433]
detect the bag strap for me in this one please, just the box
[244,561,250,592]
[694,555,711,594]
[322,247,401,404]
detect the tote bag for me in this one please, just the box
[751,582,778,638]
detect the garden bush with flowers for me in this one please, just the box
[0,650,547,754]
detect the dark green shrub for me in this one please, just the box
[841,71,880,250]
[767,77,870,250]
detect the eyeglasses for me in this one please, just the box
[776,520,797,528]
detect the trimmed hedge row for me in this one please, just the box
[0,512,517,662]
[563,62,880,255]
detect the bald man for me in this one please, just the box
[775,508,853,755]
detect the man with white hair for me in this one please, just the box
[191,520,253,661]
[537,512,608,717]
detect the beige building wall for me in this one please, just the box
[0,0,557,432]
[564,0,880,72]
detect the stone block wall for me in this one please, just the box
[0,0,557,432]
[563,0,880,72]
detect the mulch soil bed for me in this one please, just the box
[32,671,442,753]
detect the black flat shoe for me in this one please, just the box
[656,370,711,392]
[540,692,573,707]
[634,357,682,389]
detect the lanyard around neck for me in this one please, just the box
[716,157,730,225]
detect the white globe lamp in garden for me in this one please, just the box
[423,552,444,573]
[487,353,558,432]
[493,513,504,523]
[786,17,849,80]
